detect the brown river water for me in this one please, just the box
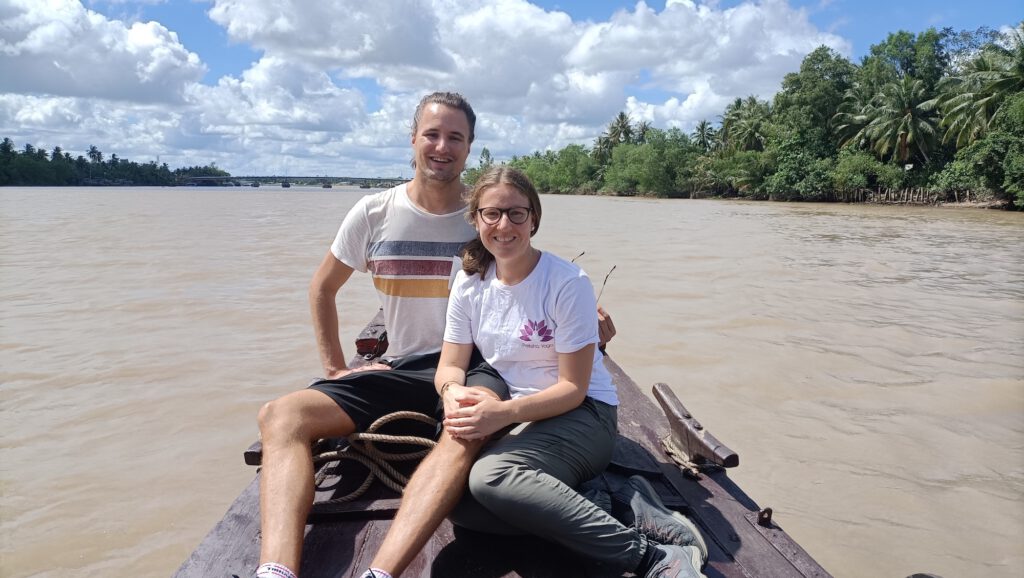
[1,186,1022,577]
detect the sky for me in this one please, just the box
[1,0,1019,177]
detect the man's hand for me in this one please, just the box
[598,306,616,347]
[325,362,392,380]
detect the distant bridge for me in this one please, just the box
[179,175,408,188]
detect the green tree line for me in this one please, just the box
[0,139,228,186]
[466,24,1023,209]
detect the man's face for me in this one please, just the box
[412,103,471,183]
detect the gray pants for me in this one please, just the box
[450,398,646,572]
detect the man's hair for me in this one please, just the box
[411,91,477,144]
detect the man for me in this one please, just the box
[255,92,617,578]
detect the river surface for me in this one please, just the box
[1,186,1022,577]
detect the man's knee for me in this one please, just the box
[257,391,353,444]
[257,397,301,443]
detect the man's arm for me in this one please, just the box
[309,250,364,379]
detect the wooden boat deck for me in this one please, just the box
[176,318,831,577]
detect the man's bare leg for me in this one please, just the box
[368,430,486,576]
[257,389,358,572]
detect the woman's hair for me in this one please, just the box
[461,166,543,278]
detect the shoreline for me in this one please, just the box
[538,188,1017,210]
[2,185,1017,211]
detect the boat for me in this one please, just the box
[282,181,291,188]
[176,313,831,577]
[251,182,261,188]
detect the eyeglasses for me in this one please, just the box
[476,206,532,225]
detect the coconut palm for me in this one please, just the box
[730,113,768,151]
[87,145,103,164]
[832,82,876,150]
[635,120,653,144]
[607,112,634,145]
[932,54,1003,148]
[720,96,771,151]
[864,76,939,163]
[719,98,744,149]
[933,24,1024,148]
[692,120,717,152]
[591,133,613,165]
[980,24,1024,105]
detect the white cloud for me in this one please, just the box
[0,92,186,163]
[0,0,204,102]
[208,0,452,71]
[187,57,365,133]
[1,0,851,176]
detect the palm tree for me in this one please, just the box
[832,82,876,150]
[719,98,744,149]
[87,145,103,164]
[692,120,717,152]
[607,112,634,145]
[635,120,652,144]
[720,96,770,151]
[864,76,939,163]
[591,133,613,165]
[933,23,1024,148]
[730,114,767,151]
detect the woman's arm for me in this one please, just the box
[444,343,595,439]
[504,343,593,422]
[435,340,474,417]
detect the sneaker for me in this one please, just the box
[645,544,705,578]
[614,475,707,562]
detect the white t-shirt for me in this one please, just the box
[444,251,618,405]
[331,184,475,358]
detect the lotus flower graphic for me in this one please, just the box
[519,320,554,342]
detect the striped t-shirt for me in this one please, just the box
[331,184,474,358]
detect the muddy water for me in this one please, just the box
[1,187,1021,577]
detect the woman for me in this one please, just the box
[433,166,706,577]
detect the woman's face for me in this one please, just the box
[474,183,536,263]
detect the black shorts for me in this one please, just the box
[309,349,508,433]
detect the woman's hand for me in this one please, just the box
[443,389,509,440]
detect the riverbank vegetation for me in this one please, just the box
[4,25,1020,208]
[468,24,1024,209]
[0,140,227,186]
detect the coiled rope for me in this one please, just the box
[312,410,438,503]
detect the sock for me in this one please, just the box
[359,569,394,578]
[255,562,298,578]
[634,535,663,574]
